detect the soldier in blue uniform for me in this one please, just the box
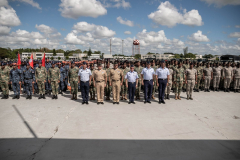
[33,61,39,94]
[58,62,67,94]
[64,62,69,91]
[23,63,35,99]
[125,65,139,104]
[45,58,52,95]
[21,61,27,94]
[10,63,22,99]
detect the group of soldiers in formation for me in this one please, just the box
[0,58,239,104]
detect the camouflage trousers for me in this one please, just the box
[70,81,78,94]
[152,79,157,96]
[0,81,9,95]
[195,75,202,89]
[135,80,141,98]
[121,81,128,96]
[165,80,172,94]
[24,80,32,95]
[174,81,183,95]
[51,81,59,95]
[104,81,111,97]
[37,81,45,94]
[12,82,20,95]
[89,83,95,97]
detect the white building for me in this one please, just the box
[195,55,203,59]
[89,54,101,60]
[141,54,174,60]
[21,52,64,60]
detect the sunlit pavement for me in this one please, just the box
[0,91,240,160]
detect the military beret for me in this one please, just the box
[97,63,102,66]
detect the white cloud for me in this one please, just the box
[11,29,44,39]
[36,24,55,34]
[235,25,240,28]
[73,22,96,32]
[113,0,131,9]
[124,31,131,35]
[0,25,11,35]
[238,38,240,41]
[92,26,116,38]
[229,32,240,38]
[33,39,49,45]
[0,0,9,7]
[59,0,107,19]
[0,7,21,27]
[117,16,134,27]
[65,31,85,45]
[188,30,210,42]
[137,29,168,45]
[201,0,240,7]
[148,1,203,27]
[18,0,41,10]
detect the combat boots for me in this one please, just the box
[17,95,20,99]
[29,95,32,99]
[167,94,170,100]
[213,88,215,92]
[175,94,178,100]
[190,95,193,100]
[178,95,181,100]
[71,94,74,100]
[1,95,6,99]
[38,94,42,99]
[74,94,77,100]
[6,95,9,99]
[224,88,227,92]
[52,95,55,99]
[42,94,46,99]
[187,95,189,100]
[26,95,29,99]
[12,95,17,99]
[234,89,237,93]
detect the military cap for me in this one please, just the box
[83,61,87,65]
[130,64,134,68]
[97,63,102,66]
[146,61,150,64]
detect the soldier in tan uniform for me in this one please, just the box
[203,63,213,92]
[93,63,107,105]
[121,62,129,100]
[185,63,197,100]
[233,63,240,93]
[223,62,233,92]
[165,63,173,100]
[212,63,221,92]
[110,62,123,104]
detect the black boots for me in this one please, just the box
[38,94,42,99]
[42,94,46,99]
[52,95,58,99]
[166,94,170,100]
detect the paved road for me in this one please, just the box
[0,91,240,160]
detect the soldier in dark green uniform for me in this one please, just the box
[68,62,79,100]
[104,62,111,100]
[121,62,129,100]
[134,61,143,100]
[173,62,185,100]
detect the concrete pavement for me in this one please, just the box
[0,91,240,159]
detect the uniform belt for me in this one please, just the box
[81,81,89,83]
[112,80,119,81]
[144,79,152,81]
[96,81,103,83]
[128,82,136,84]
[25,78,32,80]
[158,78,167,80]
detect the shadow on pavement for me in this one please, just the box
[0,138,240,160]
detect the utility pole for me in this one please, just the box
[110,39,112,55]
[122,40,124,55]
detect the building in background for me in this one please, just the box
[141,54,174,60]
[22,52,64,60]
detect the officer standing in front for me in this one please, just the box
[23,64,35,99]
[125,65,139,104]
[141,61,155,104]
[155,61,169,104]
[78,62,92,105]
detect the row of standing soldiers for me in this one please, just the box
[0,59,240,101]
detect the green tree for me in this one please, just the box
[184,53,196,59]
[147,52,155,55]
[203,54,214,59]
[53,49,56,56]
[75,49,82,53]
[66,56,69,60]
[50,57,54,60]
[83,50,88,53]
[173,54,181,59]
[134,54,141,59]
[87,48,92,57]
[58,57,61,60]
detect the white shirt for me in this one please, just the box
[125,71,139,82]
[78,68,92,81]
[141,67,155,80]
[155,67,170,79]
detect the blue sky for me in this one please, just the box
[0,0,240,55]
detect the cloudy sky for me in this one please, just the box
[0,0,240,55]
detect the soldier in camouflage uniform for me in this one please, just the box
[89,64,95,100]
[0,62,10,99]
[68,62,79,100]
[23,63,35,99]
[134,61,143,100]
[10,63,22,99]
[151,60,158,99]
[104,62,111,100]
[182,60,189,92]
[171,60,178,92]
[233,63,240,93]
[173,63,185,100]
[58,63,67,95]
[121,62,129,100]
[35,61,47,99]
[48,62,60,99]
[195,63,203,92]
